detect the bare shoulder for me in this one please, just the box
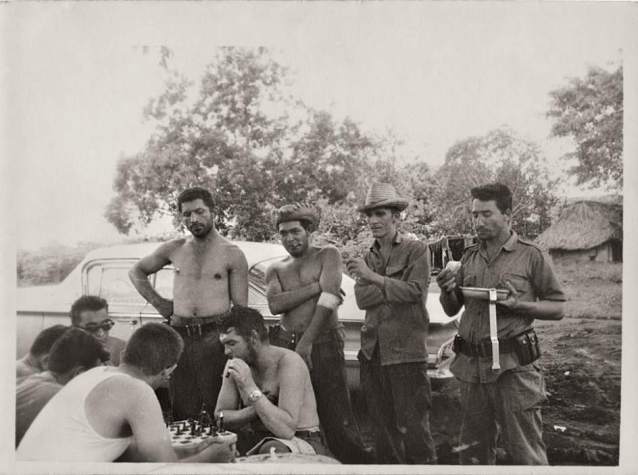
[317,245,340,261]
[277,347,307,372]
[269,256,293,272]
[265,258,284,277]
[94,371,154,408]
[217,238,247,260]
[153,238,187,259]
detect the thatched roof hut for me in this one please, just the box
[535,199,622,262]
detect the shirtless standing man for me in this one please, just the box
[129,187,248,420]
[264,203,370,464]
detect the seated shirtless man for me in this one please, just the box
[266,203,370,463]
[129,187,248,419]
[214,306,331,457]
[18,323,234,463]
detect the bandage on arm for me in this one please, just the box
[317,292,341,310]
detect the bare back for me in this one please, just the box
[168,235,248,317]
[270,246,341,333]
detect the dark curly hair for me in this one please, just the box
[470,183,513,214]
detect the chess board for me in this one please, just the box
[167,419,237,456]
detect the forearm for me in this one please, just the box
[508,300,565,320]
[440,289,463,317]
[298,306,332,344]
[268,282,321,315]
[214,406,257,429]
[382,277,427,304]
[251,395,296,439]
[383,255,430,304]
[354,283,386,309]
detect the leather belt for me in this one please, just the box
[454,334,517,357]
[170,314,226,326]
[170,314,226,337]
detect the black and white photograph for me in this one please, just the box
[2,1,637,473]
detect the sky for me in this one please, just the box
[3,2,635,251]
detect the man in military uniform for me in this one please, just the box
[437,183,565,465]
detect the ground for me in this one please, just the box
[355,260,622,465]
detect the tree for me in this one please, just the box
[432,128,559,238]
[547,65,623,190]
[106,47,297,237]
[106,47,384,241]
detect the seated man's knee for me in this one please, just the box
[258,440,292,454]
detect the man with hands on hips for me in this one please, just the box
[437,182,565,465]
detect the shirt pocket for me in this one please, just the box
[501,272,531,295]
[462,272,477,287]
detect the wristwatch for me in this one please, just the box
[248,389,263,404]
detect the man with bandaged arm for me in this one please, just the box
[264,203,371,464]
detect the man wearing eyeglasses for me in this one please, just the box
[70,295,126,366]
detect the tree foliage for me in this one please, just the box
[106,47,560,252]
[106,47,385,241]
[547,65,623,189]
[432,128,559,238]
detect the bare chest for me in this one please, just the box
[277,257,322,290]
[171,244,229,280]
[251,366,280,400]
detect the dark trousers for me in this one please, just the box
[359,350,437,464]
[169,328,226,420]
[457,364,548,465]
[270,328,370,464]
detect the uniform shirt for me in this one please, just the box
[450,231,566,383]
[15,371,62,446]
[355,233,430,365]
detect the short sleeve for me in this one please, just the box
[530,249,566,302]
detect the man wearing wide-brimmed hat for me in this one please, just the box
[264,202,372,464]
[346,183,436,464]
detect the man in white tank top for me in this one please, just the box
[18,323,234,463]
[16,327,109,446]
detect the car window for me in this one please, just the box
[86,265,146,305]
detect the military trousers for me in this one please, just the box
[457,363,548,465]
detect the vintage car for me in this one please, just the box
[16,241,461,390]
